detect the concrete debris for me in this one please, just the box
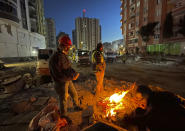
[23,73,33,89]
[4,78,25,93]
[47,97,57,104]
[30,96,37,103]
[2,75,22,86]
[28,103,61,131]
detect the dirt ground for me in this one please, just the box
[0,60,185,130]
[74,62,185,98]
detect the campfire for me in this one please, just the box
[99,90,129,117]
[98,83,136,119]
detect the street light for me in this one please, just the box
[80,41,83,49]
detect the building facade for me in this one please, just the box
[28,0,45,35]
[112,39,124,52]
[0,0,46,58]
[72,29,77,47]
[103,42,112,53]
[120,0,185,55]
[45,18,56,49]
[75,17,101,51]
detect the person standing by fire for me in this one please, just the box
[49,36,82,123]
[92,43,106,97]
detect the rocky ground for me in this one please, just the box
[0,58,185,131]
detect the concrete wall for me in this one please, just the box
[0,19,46,58]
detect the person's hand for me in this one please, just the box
[73,73,79,80]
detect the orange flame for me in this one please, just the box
[99,82,136,117]
[103,90,129,117]
[55,117,68,131]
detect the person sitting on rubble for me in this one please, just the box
[92,43,106,97]
[123,85,185,131]
[49,36,82,124]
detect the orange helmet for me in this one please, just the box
[58,36,72,47]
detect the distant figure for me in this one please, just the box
[92,43,106,97]
[123,85,185,131]
[49,36,82,123]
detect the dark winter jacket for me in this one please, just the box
[92,50,105,72]
[49,51,77,82]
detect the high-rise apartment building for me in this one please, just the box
[28,0,45,35]
[120,0,185,55]
[0,0,46,58]
[75,16,101,51]
[45,18,56,49]
[163,0,185,42]
[72,29,77,47]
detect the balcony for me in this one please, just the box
[0,11,19,23]
[29,5,36,11]
[120,11,124,15]
[30,17,37,23]
[130,12,136,19]
[30,14,37,19]
[130,0,135,6]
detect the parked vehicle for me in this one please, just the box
[36,49,53,85]
[0,59,5,70]
[75,50,91,65]
[105,52,117,63]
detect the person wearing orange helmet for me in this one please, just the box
[49,35,81,123]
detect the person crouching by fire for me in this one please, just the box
[92,43,106,97]
[123,85,185,131]
[49,36,82,124]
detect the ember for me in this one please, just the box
[99,90,129,117]
[54,117,68,131]
[98,83,136,118]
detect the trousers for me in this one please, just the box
[95,70,105,96]
[54,81,79,116]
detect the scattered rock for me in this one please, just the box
[30,96,37,103]
[23,73,33,89]
[4,78,25,93]
[47,82,54,88]
[48,97,57,104]
[2,75,22,86]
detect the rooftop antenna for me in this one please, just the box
[83,9,86,17]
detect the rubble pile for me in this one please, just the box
[1,76,185,131]
[28,103,68,131]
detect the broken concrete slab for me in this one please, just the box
[2,75,22,86]
[4,78,25,94]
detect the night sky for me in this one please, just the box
[44,0,122,43]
